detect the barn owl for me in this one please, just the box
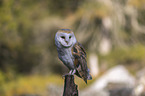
[55,29,92,83]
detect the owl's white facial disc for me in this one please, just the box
[55,31,77,48]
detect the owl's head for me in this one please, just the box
[55,29,77,48]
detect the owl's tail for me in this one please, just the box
[87,69,92,80]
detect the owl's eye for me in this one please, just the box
[61,36,65,39]
[69,36,72,39]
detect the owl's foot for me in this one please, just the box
[62,70,76,79]
[62,73,72,79]
[69,69,76,75]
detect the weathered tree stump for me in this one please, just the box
[63,75,78,96]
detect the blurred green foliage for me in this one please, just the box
[0,0,145,95]
[0,74,63,96]
[99,44,145,73]
[0,0,84,74]
[0,0,144,75]
[0,0,43,73]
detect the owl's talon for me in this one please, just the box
[62,75,65,79]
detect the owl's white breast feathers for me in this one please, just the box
[57,46,75,69]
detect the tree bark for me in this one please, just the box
[63,75,78,96]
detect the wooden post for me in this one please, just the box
[63,75,78,96]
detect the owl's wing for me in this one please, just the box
[72,42,88,83]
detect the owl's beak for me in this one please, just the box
[65,38,69,44]
[65,40,69,44]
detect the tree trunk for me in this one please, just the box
[63,75,78,96]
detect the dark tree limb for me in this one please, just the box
[63,75,78,96]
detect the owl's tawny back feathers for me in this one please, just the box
[72,42,92,84]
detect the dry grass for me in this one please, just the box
[1,75,63,96]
